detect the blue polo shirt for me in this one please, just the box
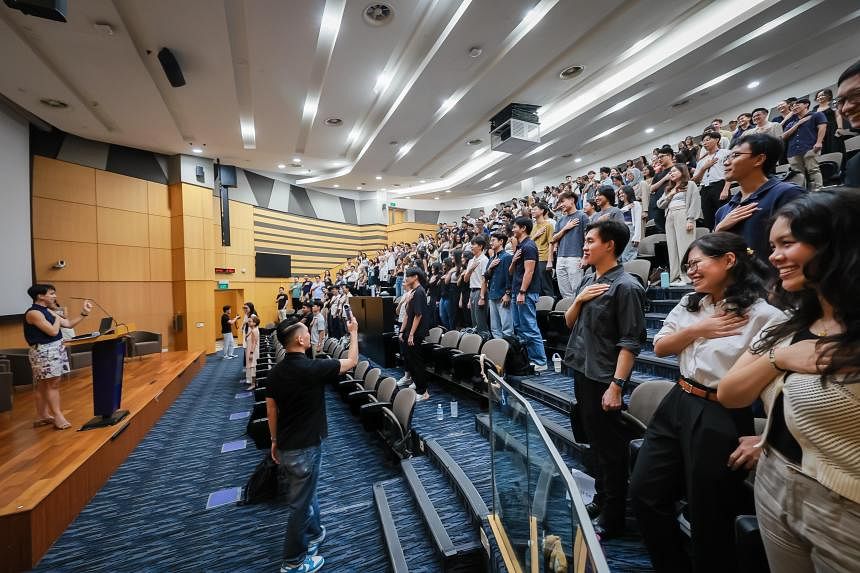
[784,111,826,157]
[486,251,513,300]
[714,178,806,265]
[511,237,540,294]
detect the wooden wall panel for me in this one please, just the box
[33,239,99,282]
[95,170,148,212]
[98,245,150,281]
[180,183,210,218]
[231,201,254,229]
[149,248,172,282]
[183,248,206,281]
[32,198,97,243]
[32,157,95,205]
[148,215,171,249]
[182,216,205,250]
[97,207,149,247]
[147,182,170,216]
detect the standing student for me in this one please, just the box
[244,315,260,390]
[717,189,860,573]
[618,186,643,262]
[290,279,302,310]
[692,131,731,230]
[24,284,92,430]
[309,301,327,357]
[483,232,514,339]
[657,164,701,285]
[221,305,240,359]
[267,316,359,573]
[782,98,827,192]
[401,268,431,402]
[530,202,556,297]
[509,216,548,371]
[462,235,490,338]
[551,190,590,298]
[629,233,783,573]
[563,220,646,538]
[276,287,289,322]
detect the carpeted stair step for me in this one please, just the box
[374,477,440,573]
[635,350,680,380]
[432,435,493,508]
[403,457,487,572]
[422,438,490,525]
[645,312,668,330]
[646,286,693,301]
[648,299,680,314]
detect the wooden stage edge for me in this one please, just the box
[0,350,205,573]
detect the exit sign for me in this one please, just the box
[389,202,396,207]
[217,280,229,290]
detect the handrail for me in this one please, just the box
[487,370,611,573]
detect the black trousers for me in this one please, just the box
[699,180,726,231]
[537,261,555,297]
[572,371,630,528]
[403,341,428,394]
[629,385,754,573]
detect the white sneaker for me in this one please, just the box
[396,376,412,387]
[414,392,430,403]
[407,383,416,390]
[532,363,548,372]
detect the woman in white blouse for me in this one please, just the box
[718,189,860,573]
[629,232,783,573]
[657,164,701,285]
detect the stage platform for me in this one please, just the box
[0,350,204,573]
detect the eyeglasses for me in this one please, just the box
[726,151,754,161]
[834,90,860,109]
[681,256,716,273]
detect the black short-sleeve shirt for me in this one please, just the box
[276,293,288,309]
[266,352,341,450]
[221,313,231,334]
[404,285,429,341]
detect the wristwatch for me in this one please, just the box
[504,289,512,296]
[611,378,627,390]
[518,290,526,295]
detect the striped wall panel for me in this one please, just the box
[253,207,388,277]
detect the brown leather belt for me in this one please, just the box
[677,377,719,402]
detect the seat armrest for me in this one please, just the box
[347,389,375,402]
[360,401,392,415]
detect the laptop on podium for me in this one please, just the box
[69,317,114,341]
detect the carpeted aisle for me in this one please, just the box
[35,354,398,572]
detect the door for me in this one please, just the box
[213,289,244,341]
[389,207,406,224]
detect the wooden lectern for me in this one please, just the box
[65,324,135,431]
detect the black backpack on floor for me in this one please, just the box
[503,335,533,376]
[237,454,278,505]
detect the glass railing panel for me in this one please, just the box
[488,371,610,573]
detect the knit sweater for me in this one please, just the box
[758,335,860,505]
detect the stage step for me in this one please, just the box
[402,458,487,572]
[374,477,439,573]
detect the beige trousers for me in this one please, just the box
[755,448,860,573]
[788,149,822,192]
[665,206,695,282]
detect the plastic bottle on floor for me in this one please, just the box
[450,400,458,418]
[436,403,444,421]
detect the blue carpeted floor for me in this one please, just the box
[35,354,399,572]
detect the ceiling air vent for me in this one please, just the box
[363,3,393,26]
[671,99,691,109]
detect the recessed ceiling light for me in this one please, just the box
[558,65,585,80]
[574,157,582,163]
[645,127,655,134]
[333,184,339,188]
[381,187,387,191]
[192,148,203,154]
[467,138,483,146]
[277,163,286,169]
[747,80,760,89]
[419,180,426,183]
[445,190,451,193]
[468,46,483,58]
[375,175,382,180]
[292,157,301,163]
[434,196,440,200]
[40,98,68,109]
[324,117,343,126]
[405,196,411,199]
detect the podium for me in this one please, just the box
[66,324,134,431]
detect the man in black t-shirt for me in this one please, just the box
[275,286,288,322]
[401,267,431,402]
[220,305,240,359]
[266,316,359,573]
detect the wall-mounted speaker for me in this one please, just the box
[217,164,237,188]
[157,47,186,87]
[195,165,204,182]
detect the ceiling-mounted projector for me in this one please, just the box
[3,0,67,22]
[489,103,540,154]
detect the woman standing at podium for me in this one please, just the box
[24,284,92,430]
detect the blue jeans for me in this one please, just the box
[439,298,454,330]
[510,291,547,366]
[278,444,323,564]
[488,298,513,339]
[395,276,404,298]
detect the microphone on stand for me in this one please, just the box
[68,297,120,329]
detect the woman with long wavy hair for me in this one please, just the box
[630,232,783,573]
[718,188,860,572]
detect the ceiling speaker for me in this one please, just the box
[157,47,186,88]
[3,0,67,22]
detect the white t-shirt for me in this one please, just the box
[699,148,730,186]
[654,295,783,388]
[469,254,488,289]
